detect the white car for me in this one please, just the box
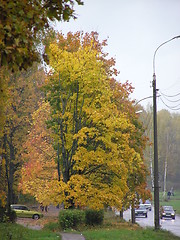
[135,205,148,218]
[140,200,152,211]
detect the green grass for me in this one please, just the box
[82,210,180,240]
[83,228,180,240]
[0,223,61,240]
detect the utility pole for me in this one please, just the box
[152,72,159,230]
[57,72,61,181]
[152,35,180,230]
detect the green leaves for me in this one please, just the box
[0,0,84,71]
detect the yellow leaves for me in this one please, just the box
[49,42,104,86]
[30,32,150,209]
[46,175,125,210]
[73,127,97,145]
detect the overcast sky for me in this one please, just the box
[56,0,180,112]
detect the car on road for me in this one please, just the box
[135,205,148,218]
[141,200,152,211]
[160,205,176,219]
[11,204,43,220]
[140,202,152,211]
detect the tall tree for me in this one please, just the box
[21,32,150,210]
[0,65,45,208]
[19,101,57,206]
[42,32,150,209]
[157,110,180,192]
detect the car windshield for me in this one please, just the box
[138,206,146,210]
[164,206,173,211]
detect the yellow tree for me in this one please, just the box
[110,78,151,217]
[20,32,150,210]
[41,32,149,209]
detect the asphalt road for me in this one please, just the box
[122,208,180,237]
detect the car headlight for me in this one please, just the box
[162,213,166,215]
[171,213,175,215]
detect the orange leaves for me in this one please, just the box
[20,101,57,203]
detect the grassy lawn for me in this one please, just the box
[0,223,61,240]
[82,210,180,240]
[1,222,179,240]
[83,228,180,240]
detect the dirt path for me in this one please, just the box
[60,233,85,240]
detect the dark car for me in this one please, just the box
[160,206,175,219]
[135,205,148,218]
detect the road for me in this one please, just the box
[122,208,180,237]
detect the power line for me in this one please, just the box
[160,91,180,98]
[160,97,180,111]
[160,92,180,103]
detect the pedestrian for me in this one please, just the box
[167,191,171,200]
[45,205,48,212]
[40,203,44,212]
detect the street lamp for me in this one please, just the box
[152,35,180,230]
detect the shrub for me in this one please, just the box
[59,209,85,230]
[0,207,17,223]
[0,206,6,223]
[85,209,104,226]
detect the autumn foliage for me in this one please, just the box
[0,0,83,71]
[20,32,151,210]
[20,101,57,206]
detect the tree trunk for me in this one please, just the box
[131,206,136,224]
[163,158,167,199]
[120,209,123,219]
[150,145,154,188]
[163,134,169,200]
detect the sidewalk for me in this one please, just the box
[60,233,85,240]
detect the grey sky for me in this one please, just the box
[56,0,180,112]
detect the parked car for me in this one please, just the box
[160,205,176,219]
[11,204,43,220]
[135,205,148,218]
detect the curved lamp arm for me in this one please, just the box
[153,35,180,75]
